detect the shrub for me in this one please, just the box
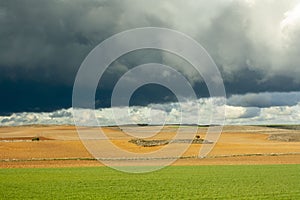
[32,137,40,141]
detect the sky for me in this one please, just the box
[0,0,300,125]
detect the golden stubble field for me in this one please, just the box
[1,125,300,168]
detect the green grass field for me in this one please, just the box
[1,165,300,199]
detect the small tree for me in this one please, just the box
[32,137,40,141]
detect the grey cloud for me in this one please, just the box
[1,0,300,114]
[0,0,127,84]
[240,107,261,118]
[49,109,72,118]
[228,91,300,107]
[1,96,300,126]
[1,117,11,123]
[196,1,300,82]
[1,0,300,85]
[0,110,74,126]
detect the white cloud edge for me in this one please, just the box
[1,91,300,126]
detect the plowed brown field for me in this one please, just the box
[1,125,300,168]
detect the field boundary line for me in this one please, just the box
[1,152,300,162]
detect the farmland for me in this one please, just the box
[1,125,300,168]
[1,165,300,199]
[1,125,300,199]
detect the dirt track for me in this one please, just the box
[1,125,300,168]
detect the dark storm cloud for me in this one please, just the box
[228,91,300,107]
[0,0,123,84]
[1,0,300,113]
